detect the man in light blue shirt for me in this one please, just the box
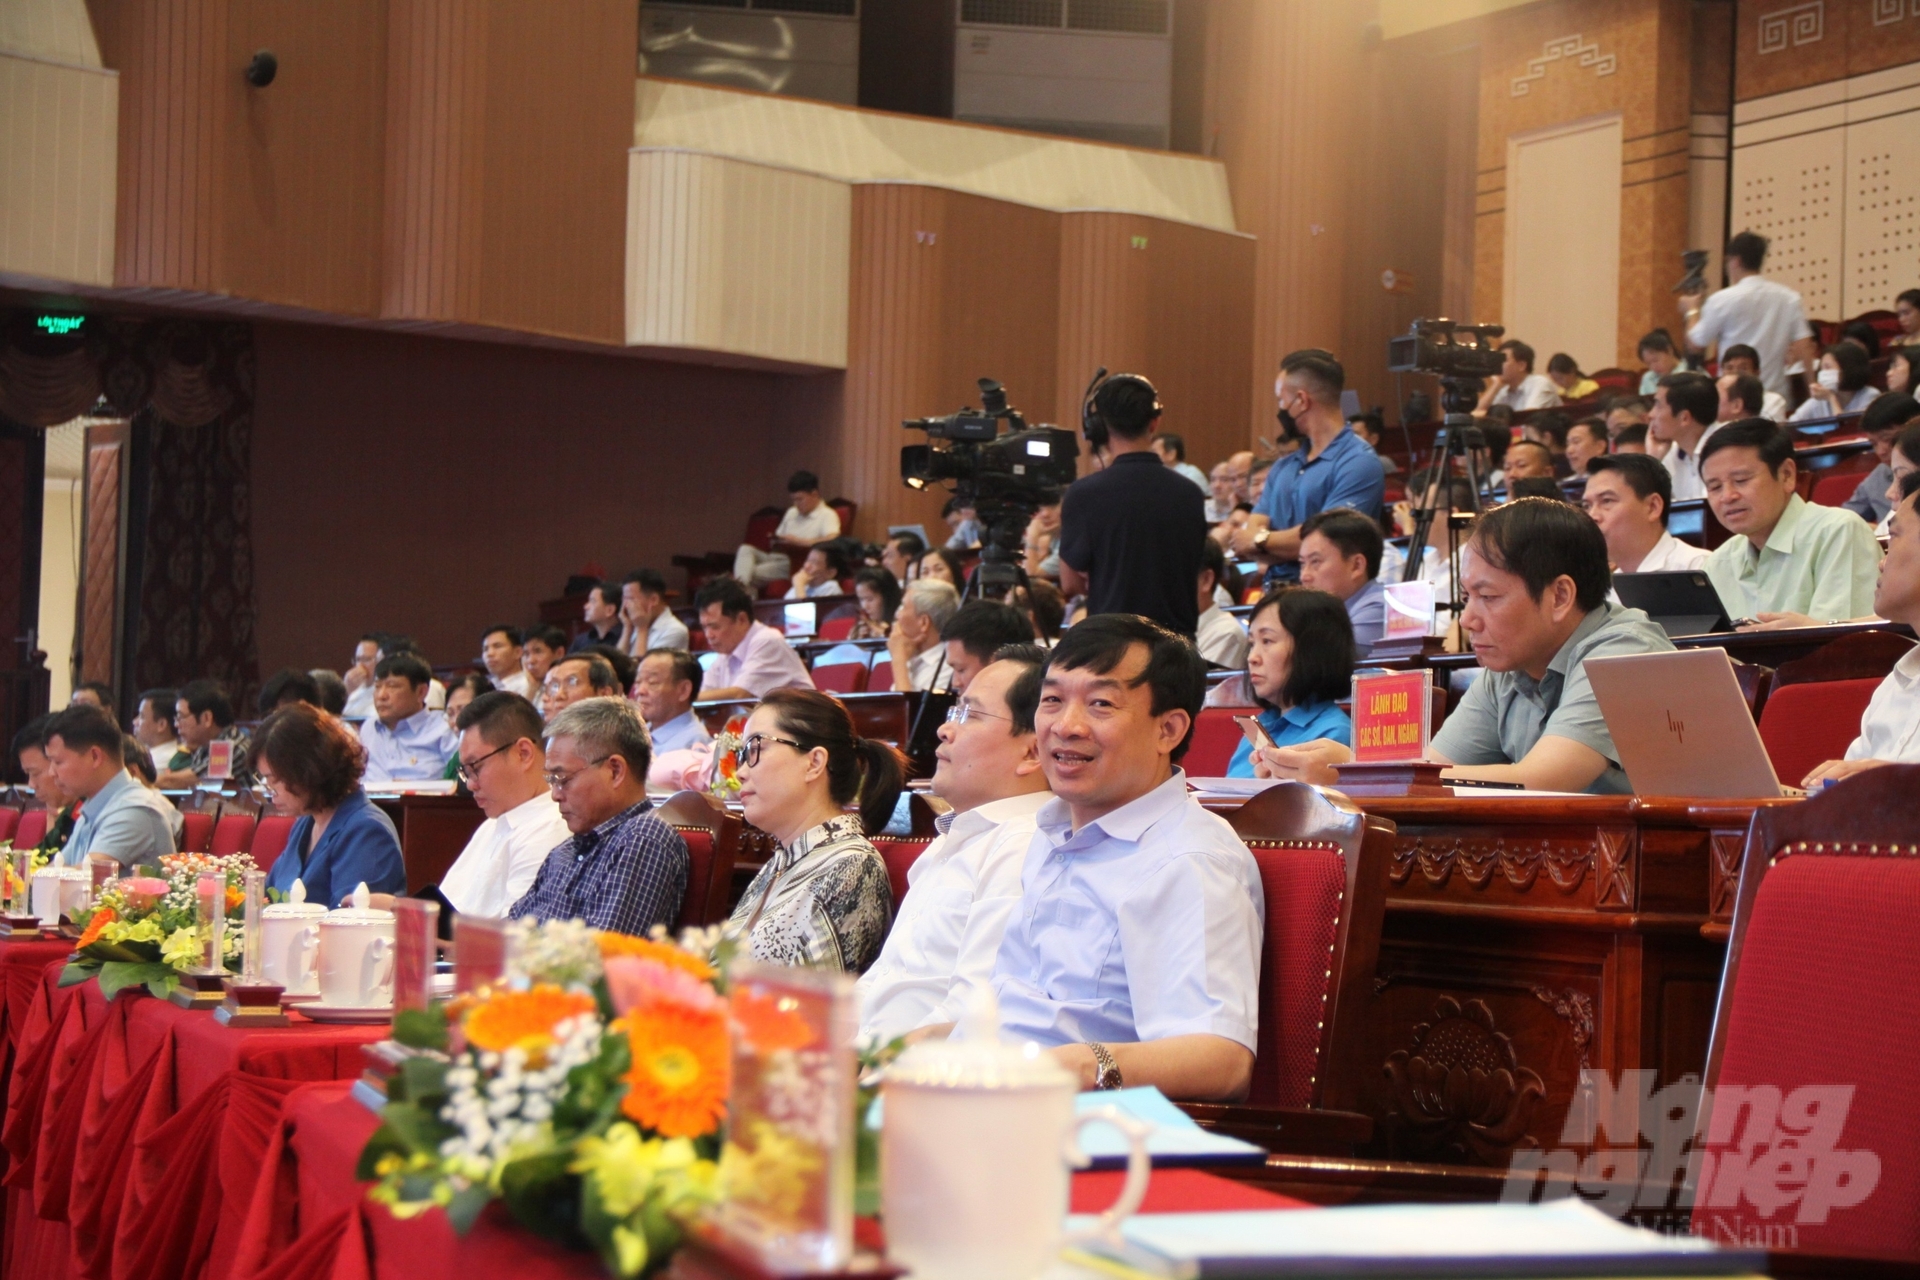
[633,649,712,755]
[1298,507,1391,653]
[359,652,459,784]
[44,706,177,867]
[988,614,1264,1103]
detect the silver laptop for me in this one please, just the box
[1586,649,1801,799]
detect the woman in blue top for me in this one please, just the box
[255,703,407,906]
[1226,587,1356,779]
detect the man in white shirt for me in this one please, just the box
[857,649,1051,1043]
[1803,472,1920,786]
[436,692,571,919]
[1194,540,1249,669]
[889,578,960,693]
[480,625,533,698]
[1683,232,1815,396]
[342,635,380,720]
[131,687,183,776]
[1650,371,1724,503]
[693,578,815,702]
[618,569,690,658]
[1717,347,1789,422]
[938,601,1035,697]
[880,532,925,590]
[1582,454,1708,598]
[1477,340,1562,415]
[633,648,711,754]
[733,470,843,587]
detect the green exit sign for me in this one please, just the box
[34,314,84,336]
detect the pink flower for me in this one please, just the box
[120,877,171,912]
[604,955,721,1018]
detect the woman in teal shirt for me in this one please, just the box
[1227,588,1356,778]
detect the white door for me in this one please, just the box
[1504,114,1623,374]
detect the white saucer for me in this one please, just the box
[299,1002,394,1024]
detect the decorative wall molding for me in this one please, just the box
[1510,34,1617,97]
[1757,1,1824,54]
[1870,0,1920,25]
[1392,834,1606,895]
[1531,985,1596,1071]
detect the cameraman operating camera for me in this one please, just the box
[1058,375,1208,637]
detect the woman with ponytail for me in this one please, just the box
[724,688,906,972]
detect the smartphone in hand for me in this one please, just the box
[1232,714,1273,753]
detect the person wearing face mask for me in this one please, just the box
[1790,342,1880,423]
[1231,349,1387,587]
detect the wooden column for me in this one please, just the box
[78,420,129,699]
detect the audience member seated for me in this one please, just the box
[158,679,254,789]
[1565,417,1610,476]
[1605,396,1650,445]
[943,497,982,551]
[1582,453,1708,582]
[1613,423,1650,454]
[1525,410,1573,476]
[258,704,407,906]
[1023,501,1063,580]
[1715,371,1765,427]
[131,687,181,775]
[508,698,688,933]
[521,625,566,711]
[120,733,179,842]
[1194,540,1250,669]
[1804,472,1920,785]
[68,682,112,715]
[258,668,321,714]
[1882,423,1920,536]
[443,673,491,734]
[858,647,1050,1042]
[570,581,624,653]
[1430,498,1674,793]
[849,566,900,640]
[617,569,689,658]
[734,471,842,587]
[634,648,711,753]
[1701,420,1883,627]
[1477,339,1562,413]
[911,546,964,588]
[1636,328,1691,395]
[436,693,570,919]
[1716,345,1789,421]
[1234,349,1386,584]
[359,653,460,784]
[721,688,905,972]
[543,653,623,714]
[1298,507,1388,651]
[1348,411,1400,476]
[1899,288,1920,342]
[694,578,815,701]
[880,531,925,588]
[1501,440,1557,484]
[1222,587,1355,783]
[12,718,75,855]
[1151,431,1210,492]
[1023,579,1066,644]
[1790,341,1881,423]
[983,614,1263,1102]
[1651,370,1723,502]
[584,643,637,697]
[45,706,176,867]
[1682,233,1813,397]
[785,544,847,599]
[309,670,347,715]
[939,599,1035,696]
[1547,352,1599,401]
[889,579,962,693]
[342,634,380,719]
[480,625,532,697]
[1844,394,1920,526]
[1508,477,1569,502]
[1205,460,1239,522]
[1889,343,1915,396]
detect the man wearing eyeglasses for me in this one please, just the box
[856,646,1052,1044]
[506,698,688,933]
[435,692,571,919]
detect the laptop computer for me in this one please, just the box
[1611,570,1734,638]
[1585,649,1801,798]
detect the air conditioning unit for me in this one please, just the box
[953,0,1172,149]
[640,1,860,105]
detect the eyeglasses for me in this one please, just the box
[945,701,1010,728]
[741,733,806,767]
[252,776,278,803]
[544,757,612,790]
[455,741,513,784]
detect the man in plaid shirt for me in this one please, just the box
[507,699,687,933]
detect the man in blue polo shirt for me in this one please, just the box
[1231,349,1386,586]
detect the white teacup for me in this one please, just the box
[262,881,328,995]
[317,888,395,1007]
[31,867,91,927]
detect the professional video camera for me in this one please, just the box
[902,377,1079,596]
[1387,317,1506,382]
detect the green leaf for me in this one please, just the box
[58,960,99,988]
[370,1101,457,1159]
[97,961,177,1001]
[444,1183,492,1235]
[498,1148,586,1247]
[398,1057,449,1105]
[392,1006,449,1051]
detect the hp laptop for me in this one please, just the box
[1585,649,1801,798]
[1611,570,1734,638]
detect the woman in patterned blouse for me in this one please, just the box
[724,688,906,972]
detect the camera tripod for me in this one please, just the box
[1400,376,1494,621]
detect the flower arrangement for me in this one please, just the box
[59,853,254,999]
[361,921,733,1278]
[707,714,750,799]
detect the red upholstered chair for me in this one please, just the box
[209,813,256,858]
[869,836,931,910]
[251,815,297,871]
[1756,631,1914,785]
[811,661,868,695]
[742,507,784,552]
[817,614,858,641]
[866,653,895,693]
[760,579,792,601]
[179,811,215,854]
[1693,765,1920,1263]
[13,809,47,850]
[1184,706,1250,777]
[0,807,19,845]
[1811,469,1870,508]
[657,790,740,928]
[828,497,857,537]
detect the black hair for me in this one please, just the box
[1614,423,1650,447]
[1530,410,1571,449]
[447,672,493,707]
[480,623,523,647]
[137,688,176,722]
[587,581,618,611]
[257,667,321,714]
[1092,374,1163,441]
[1024,579,1066,641]
[623,568,667,596]
[803,542,845,578]
[1901,468,1920,504]
[940,600,1033,663]
[1892,423,1920,470]
[1045,614,1208,763]
[456,690,545,750]
[641,647,704,695]
[253,703,365,811]
[43,705,124,762]
[1721,343,1761,369]
[1726,231,1769,272]
[1862,392,1919,436]
[1569,417,1609,447]
[1840,321,1879,359]
[915,547,965,586]
[992,643,1049,734]
[554,652,621,694]
[1151,431,1186,461]
[851,566,902,624]
[308,669,348,715]
[757,687,908,835]
[1823,341,1873,394]
[1300,508,1384,579]
[1585,452,1675,525]
[1281,348,1345,397]
[11,714,50,759]
[124,735,156,784]
[1658,370,1719,426]
[787,470,820,494]
[695,576,755,620]
[1505,439,1554,469]
[1466,497,1612,612]
[888,530,926,560]
[584,644,636,692]
[374,652,433,688]
[1899,288,1920,311]
[1638,329,1678,357]
[524,623,567,651]
[178,679,234,727]
[74,681,115,715]
[1698,417,1794,475]
[1546,353,1584,378]
[1499,339,1536,370]
[1724,374,1764,417]
[1508,476,1569,502]
[1247,588,1354,710]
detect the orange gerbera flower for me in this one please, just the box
[462,985,597,1058]
[76,907,116,949]
[730,987,815,1054]
[597,932,716,982]
[621,1001,729,1138]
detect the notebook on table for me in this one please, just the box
[1585,649,1802,799]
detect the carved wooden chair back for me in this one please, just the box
[657,790,741,929]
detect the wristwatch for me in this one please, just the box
[1088,1042,1123,1091]
[1255,528,1271,552]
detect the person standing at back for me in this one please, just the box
[1057,374,1208,636]
[1681,231,1815,396]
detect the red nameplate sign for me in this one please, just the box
[206,740,233,781]
[1352,669,1432,762]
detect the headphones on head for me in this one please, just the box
[1080,369,1163,454]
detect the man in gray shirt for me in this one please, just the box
[44,705,178,867]
[1431,498,1675,793]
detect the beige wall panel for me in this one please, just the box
[1731,121,1846,316]
[2,0,101,66]
[1505,115,1624,375]
[1842,102,1920,313]
[0,53,116,287]
[625,150,850,369]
